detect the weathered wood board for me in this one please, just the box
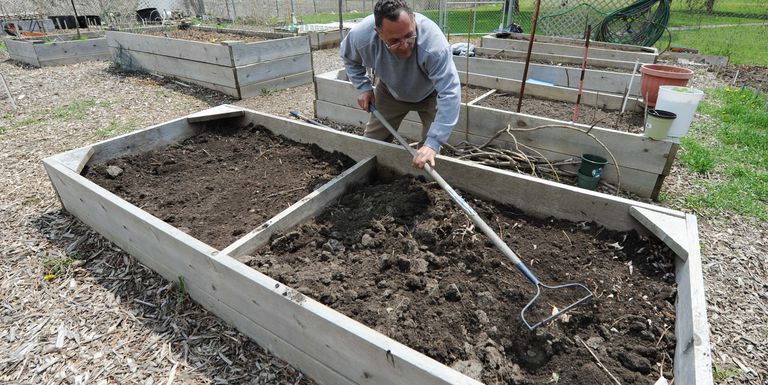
[106,28,312,99]
[42,105,712,385]
[5,34,109,67]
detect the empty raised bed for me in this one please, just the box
[480,32,658,64]
[43,105,712,385]
[473,46,639,71]
[314,69,677,199]
[107,26,312,99]
[5,31,109,67]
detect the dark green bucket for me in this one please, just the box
[577,171,601,190]
[579,154,608,177]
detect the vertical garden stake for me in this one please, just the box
[516,0,541,113]
[571,24,591,123]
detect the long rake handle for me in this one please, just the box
[370,106,539,285]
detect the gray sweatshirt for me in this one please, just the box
[340,13,461,151]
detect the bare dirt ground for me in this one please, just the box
[1,42,766,385]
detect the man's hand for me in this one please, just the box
[412,146,437,169]
[357,91,375,112]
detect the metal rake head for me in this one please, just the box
[521,281,594,330]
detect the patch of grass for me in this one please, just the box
[96,119,135,138]
[659,25,768,65]
[0,41,5,52]
[50,99,98,120]
[680,137,716,173]
[0,126,7,134]
[43,255,78,277]
[713,363,742,383]
[680,87,768,220]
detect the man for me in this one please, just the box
[340,0,461,169]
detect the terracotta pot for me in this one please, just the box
[639,65,693,107]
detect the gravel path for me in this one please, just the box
[0,44,765,384]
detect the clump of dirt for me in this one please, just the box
[249,174,677,385]
[85,124,354,249]
[478,91,646,133]
[142,29,268,43]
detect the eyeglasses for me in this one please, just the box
[382,34,417,49]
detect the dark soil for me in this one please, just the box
[478,91,646,133]
[85,124,354,249]
[463,85,493,103]
[248,173,677,385]
[142,29,268,43]
[717,64,768,91]
[311,117,365,135]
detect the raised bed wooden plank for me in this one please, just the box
[454,56,641,96]
[33,38,109,61]
[630,206,690,260]
[107,31,233,66]
[315,100,660,197]
[474,46,638,70]
[110,48,238,92]
[57,146,94,174]
[674,214,714,385]
[240,71,313,98]
[187,105,245,123]
[230,36,310,66]
[5,39,41,67]
[222,156,377,259]
[480,35,658,63]
[306,29,347,49]
[235,53,312,86]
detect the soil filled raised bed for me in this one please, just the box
[107,26,312,99]
[86,124,353,249]
[247,172,677,384]
[480,33,658,63]
[43,106,711,385]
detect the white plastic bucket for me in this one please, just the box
[655,86,704,143]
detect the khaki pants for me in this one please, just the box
[365,82,437,145]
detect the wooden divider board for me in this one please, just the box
[480,34,658,63]
[454,56,642,96]
[43,105,711,385]
[34,38,110,63]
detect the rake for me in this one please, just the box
[370,105,593,329]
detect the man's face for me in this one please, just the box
[376,11,416,59]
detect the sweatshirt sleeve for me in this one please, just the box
[340,34,374,94]
[422,47,461,151]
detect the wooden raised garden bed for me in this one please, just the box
[107,26,312,99]
[453,55,642,96]
[4,31,109,67]
[314,69,677,199]
[480,32,658,64]
[43,104,712,385]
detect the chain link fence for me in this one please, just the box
[1,0,766,48]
